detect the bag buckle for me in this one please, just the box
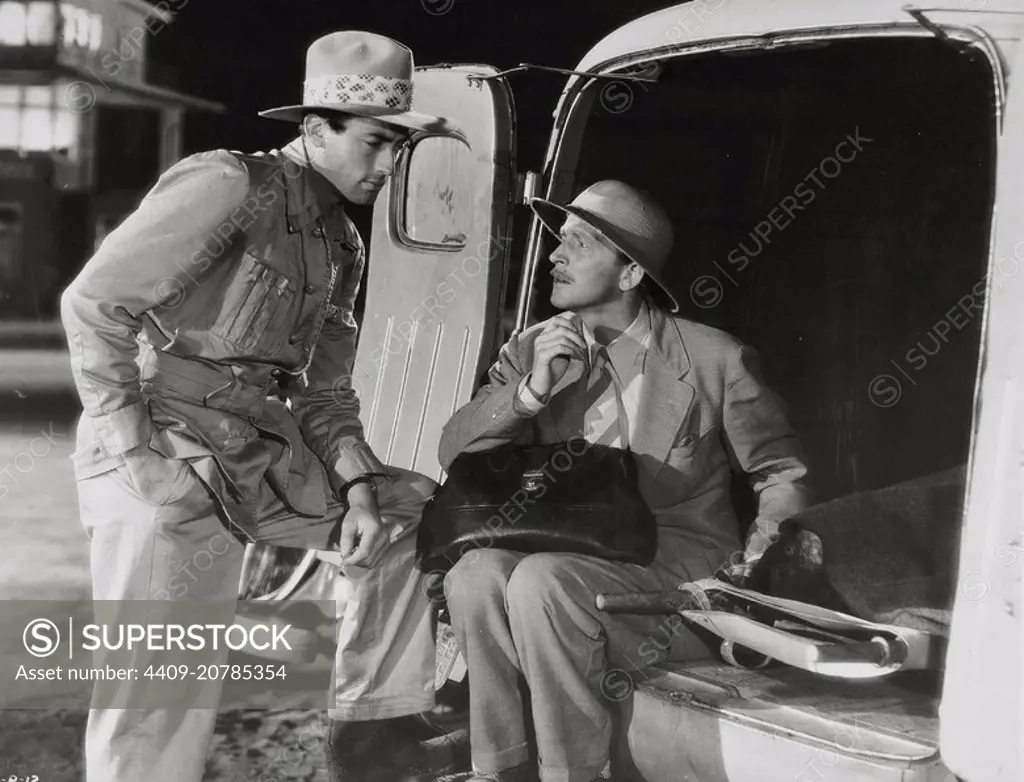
[521,469,546,495]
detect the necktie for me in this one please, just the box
[583,347,626,448]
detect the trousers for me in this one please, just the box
[444,549,716,782]
[75,451,437,782]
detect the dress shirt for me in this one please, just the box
[517,301,653,448]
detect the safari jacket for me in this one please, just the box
[438,306,812,580]
[60,146,388,541]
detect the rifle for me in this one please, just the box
[596,578,945,678]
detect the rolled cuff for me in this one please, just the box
[745,518,781,559]
[513,374,546,416]
[328,693,434,721]
[329,436,389,498]
[90,401,152,457]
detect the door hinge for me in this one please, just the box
[514,171,541,206]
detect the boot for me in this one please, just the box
[325,716,469,781]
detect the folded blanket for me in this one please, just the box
[746,465,967,635]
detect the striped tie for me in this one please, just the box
[583,347,625,448]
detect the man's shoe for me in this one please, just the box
[325,717,470,781]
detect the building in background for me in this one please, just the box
[0,0,223,320]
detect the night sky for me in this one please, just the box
[147,0,668,167]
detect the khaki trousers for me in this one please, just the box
[75,455,436,782]
[445,549,715,782]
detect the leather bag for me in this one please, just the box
[416,437,658,568]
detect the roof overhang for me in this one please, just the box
[115,79,226,112]
[54,66,225,112]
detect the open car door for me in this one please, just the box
[353,65,516,483]
[237,65,516,635]
[938,34,1024,782]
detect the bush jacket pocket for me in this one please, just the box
[118,448,200,507]
[71,447,123,481]
[212,253,296,354]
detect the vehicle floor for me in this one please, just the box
[428,660,943,782]
[645,659,942,749]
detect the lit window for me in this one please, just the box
[0,86,21,105]
[0,84,80,156]
[0,2,28,46]
[25,1,55,45]
[21,106,54,150]
[0,107,20,147]
[88,9,101,50]
[0,2,55,46]
[59,3,71,47]
[52,105,77,152]
[24,85,52,106]
[403,136,472,249]
[60,2,101,52]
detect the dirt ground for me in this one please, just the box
[0,407,328,779]
[0,708,336,781]
[0,386,470,780]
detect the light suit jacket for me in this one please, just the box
[437,305,811,582]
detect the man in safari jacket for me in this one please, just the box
[60,31,466,782]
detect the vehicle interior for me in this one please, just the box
[528,34,993,779]
[237,33,996,781]
[546,35,991,505]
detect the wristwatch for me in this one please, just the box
[344,474,381,500]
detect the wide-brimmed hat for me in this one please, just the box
[529,180,678,313]
[259,31,465,142]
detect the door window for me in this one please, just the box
[400,135,473,250]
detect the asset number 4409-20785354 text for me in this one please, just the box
[144,663,288,680]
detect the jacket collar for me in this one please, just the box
[629,302,696,470]
[545,300,695,459]
[280,137,347,232]
[547,299,690,397]
[645,301,692,380]
[579,298,652,373]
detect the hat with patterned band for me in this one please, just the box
[259,31,465,142]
